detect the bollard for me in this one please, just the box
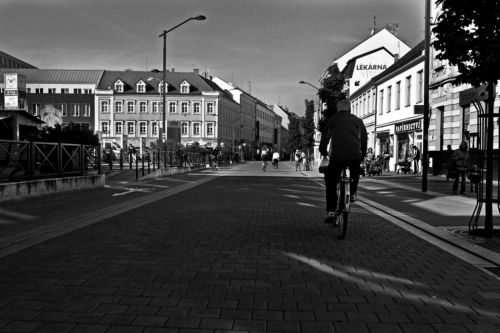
[119,149,124,170]
[135,155,139,180]
[142,155,145,177]
[147,153,151,174]
[129,151,133,169]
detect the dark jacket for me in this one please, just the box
[319,111,368,162]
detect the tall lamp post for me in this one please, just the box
[159,15,206,143]
[299,80,322,162]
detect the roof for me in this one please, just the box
[98,70,217,94]
[342,47,393,78]
[372,40,425,83]
[0,68,104,84]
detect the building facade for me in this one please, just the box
[0,50,37,69]
[0,69,103,129]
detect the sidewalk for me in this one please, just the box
[0,161,499,332]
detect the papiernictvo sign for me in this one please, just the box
[395,120,422,133]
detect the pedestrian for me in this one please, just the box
[452,141,470,194]
[301,151,307,170]
[319,99,367,224]
[365,147,374,175]
[261,145,268,171]
[272,151,280,169]
[410,144,421,174]
[382,143,391,172]
[443,144,453,180]
[294,149,302,171]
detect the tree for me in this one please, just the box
[432,0,500,237]
[38,123,99,146]
[301,99,316,154]
[317,64,346,134]
[287,113,303,152]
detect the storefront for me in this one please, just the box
[394,119,423,171]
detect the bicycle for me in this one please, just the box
[335,167,351,239]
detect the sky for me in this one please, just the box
[0,0,424,116]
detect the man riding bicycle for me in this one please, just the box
[319,99,367,224]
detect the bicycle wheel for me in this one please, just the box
[337,210,348,239]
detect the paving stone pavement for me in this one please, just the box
[0,162,499,332]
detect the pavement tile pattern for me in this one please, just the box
[0,164,499,332]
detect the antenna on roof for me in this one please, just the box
[371,15,376,35]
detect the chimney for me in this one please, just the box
[394,54,399,62]
[171,67,175,72]
[193,68,199,74]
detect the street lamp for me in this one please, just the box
[158,15,206,143]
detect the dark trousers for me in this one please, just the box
[453,169,467,193]
[324,159,361,212]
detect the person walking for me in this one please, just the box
[261,145,268,171]
[452,141,470,194]
[294,149,302,171]
[272,151,280,169]
[319,99,367,224]
[411,144,421,174]
[443,144,454,180]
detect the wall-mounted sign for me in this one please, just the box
[3,73,27,110]
[395,120,422,133]
[4,73,26,91]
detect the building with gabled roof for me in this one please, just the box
[0,68,104,129]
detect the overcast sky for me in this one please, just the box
[1,0,424,116]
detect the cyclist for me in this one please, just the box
[319,99,367,224]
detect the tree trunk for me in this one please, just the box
[485,81,494,238]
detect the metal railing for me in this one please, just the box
[0,139,101,182]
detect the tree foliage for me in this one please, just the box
[287,113,302,151]
[318,64,346,134]
[301,99,316,153]
[38,123,99,146]
[432,0,500,86]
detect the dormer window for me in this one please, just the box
[136,80,146,93]
[158,81,168,94]
[114,80,124,93]
[180,80,190,94]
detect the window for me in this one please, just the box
[181,122,189,135]
[372,90,376,112]
[139,122,147,135]
[127,122,135,135]
[33,104,40,116]
[61,88,69,94]
[114,81,124,93]
[367,94,371,114]
[206,122,214,136]
[115,121,123,134]
[83,104,91,117]
[101,121,109,134]
[84,89,92,94]
[417,70,423,102]
[158,81,167,94]
[180,82,190,93]
[152,101,159,113]
[35,88,43,94]
[152,122,158,136]
[405,75,412,106]
[48,88,56,94]
[72,104,80,117]
[379,89,384,115]
[387,86,392,112]
[127,101,135,113]
[169,102,176,113]
[193,102,200,114]
[181,102,188,113]
[207,102,214,114]
[101,100,109,113]
[139,101,147,113]
[74,88,82,94]
[395,81,401,110]
[115,101,123,113]
[193,122,201,136]
[136,81,146,93]
[59,104,67,116]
